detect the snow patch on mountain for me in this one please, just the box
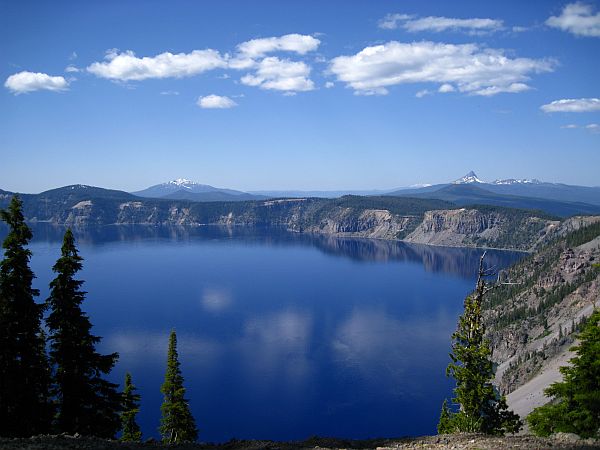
[453,171,485,184]
[492,178,542,185]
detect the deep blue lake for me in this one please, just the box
[2,224,524,442]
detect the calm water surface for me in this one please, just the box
[4,225,525,442]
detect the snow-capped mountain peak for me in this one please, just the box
[491,178,542,185]
[453,171,484,184]
[166,178,197,189]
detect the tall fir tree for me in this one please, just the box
[438,252,522,435]
[527,309,600,438]
[0,195,53,437]
[159,330,198,443]
[46,229,122,437]
[120,372,142,442]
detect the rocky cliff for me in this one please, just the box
[481,218,600,400]
[404,207,557,250]
[0,187,584,251]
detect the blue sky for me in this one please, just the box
[1,0,599,193]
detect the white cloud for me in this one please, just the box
[560,123,600,133]
[438,83,455,93]
[65,65,80,73]
[87,48,227,81]
[325,81,334,88]
[237,33,320,58]
[379,13,503,33]
[329,41,554,96]
[585,123,600,132]
[415,89,432,98]
[197,94,238,109]
[4,71,69,94]
[231,34,319,94]
[240,57,314,92]
[541,98,600,112]
[378,14,413,30]
[159,90,180,95]
[546,2,600,37]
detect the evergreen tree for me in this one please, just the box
[159,330,198,443]
[438,252,522,435]
[0,195,53,437]
[120,372,142,442]
[527,309,600,438]
[46,229,122,437]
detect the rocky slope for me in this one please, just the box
[0,186,570,251]
[481,218,600,400]
[403,207,557,250]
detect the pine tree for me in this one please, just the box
[46,229,122,437]
[120,372,142,442]
[159,330,198,443]
[438,252,522,435]
[527,309,600,438]
[0,195,53,437]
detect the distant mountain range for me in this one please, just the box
[132,178,267,202]
[2,171,599,218]
[386,171,600,216]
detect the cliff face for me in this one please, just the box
[482,218,600,395]
[50,201,549,249]
[0,190,573,251]
[404,208,556,250]
[301,208,415,239]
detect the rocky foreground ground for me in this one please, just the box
[1,433,599,450]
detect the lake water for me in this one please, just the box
[2,224,524,442]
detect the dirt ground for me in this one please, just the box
[1,433,599,450]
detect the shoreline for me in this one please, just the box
[23,221,533,253]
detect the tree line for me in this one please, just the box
[0,196,197,442]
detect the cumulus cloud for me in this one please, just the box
[541,98,600,112]
[236,33,320,57]
[329,41,554,96]
[438,83,456,93]
[4,71,69,94]
[240,57,314,92]
[231,34,319,93]
[65,65,80,73]
[87,48,227,81]
[415,89,432,98]
[546,2,600,37]
[197,94,238,109]
[379,13,503,33]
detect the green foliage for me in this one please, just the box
[159,330,198,443]
[565,221,600,248]
[46,229,122,437]
[527,309,600,438]
[120,372,142,442]
[0,195,53,437]
[437,399,452,434]
[439,256,522,435]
